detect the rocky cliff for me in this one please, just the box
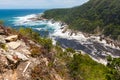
[0,25,69,80]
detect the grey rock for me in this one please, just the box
[7,41,21,50]
[6,51,28,63]
[14,52,28,61]
[5,35,18,42]
[0,35,6,44]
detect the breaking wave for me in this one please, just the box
[12,14,62,35]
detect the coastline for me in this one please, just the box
[34,14,120,49]
[21,14,120,65]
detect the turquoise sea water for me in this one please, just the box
[0,9,59,36]
[0,9,45,26]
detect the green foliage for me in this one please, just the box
[104,24,120,40]
[55,45,68,59]
[19,28,52,52]
[37,38,52,52]
[30,45,42,57]
[19,27,40,40]
[43,0,120,40]
[0,43,7,51]
[107,58,120,80]
[68,54,108,80]
[65,48,75,53]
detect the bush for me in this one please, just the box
[0,43,7,51]
[107,58,120,80]
[30,45,42,57]
[38,38,53,52]
[66,48,75,53]
[68,54,108,80]
[19,28,53,52]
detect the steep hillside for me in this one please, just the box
[0,23,120,80]
[43,0,120,41]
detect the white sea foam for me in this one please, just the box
[34,28,42,31]
[12,14,120,51]
[13,14,120,49]
[13,14,36,26]
[50,21,120,50]
[13,14,61,31]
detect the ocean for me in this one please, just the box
[0,9,61,36]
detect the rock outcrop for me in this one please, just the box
[0,25,65,80]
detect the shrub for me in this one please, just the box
[30,45,42,57]
[68,54,108,80]
[0,43,7,51]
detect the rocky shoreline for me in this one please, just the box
[24,14,120,65]
[51,24,120,65]
[28,14,120,49]
[43,19,120,65]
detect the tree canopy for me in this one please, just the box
[43,0,120,41]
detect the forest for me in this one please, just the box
[43,0,120,41]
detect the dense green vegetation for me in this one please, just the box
[106,57,120,80]
[55,47,120,80]
[68,54,108,80]
[43,0,120,41]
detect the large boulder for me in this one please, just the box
[14,52,28,61]
[5,35,18,42]
[7,41,21,50]
[6,54,18,63]
[6,51,28,63]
